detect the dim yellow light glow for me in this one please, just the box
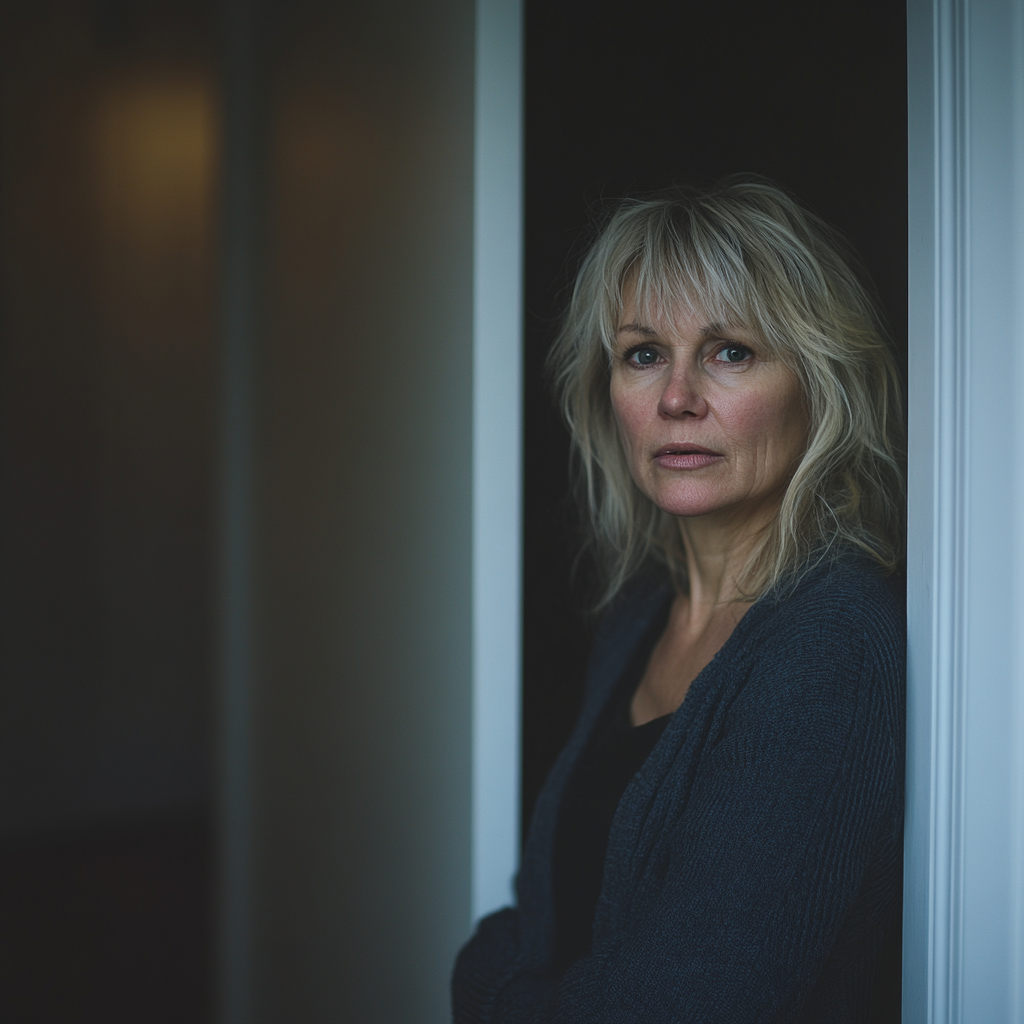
[93,73,217,246]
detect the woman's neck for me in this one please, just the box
[630,499,783,725]
[677,500,777,623]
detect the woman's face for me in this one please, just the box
[609,292,809,529]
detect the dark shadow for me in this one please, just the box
[0,816,212,1024]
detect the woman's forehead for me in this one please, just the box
[617,284,746,334]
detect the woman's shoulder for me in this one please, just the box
[709,554,905,760]
[760,550,903,642]
[737,551,905,707]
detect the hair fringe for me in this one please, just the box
[547,176,906,610]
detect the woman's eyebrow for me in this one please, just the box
[616,321,658,336]
[616,321,732,337]
[700,322,730,337]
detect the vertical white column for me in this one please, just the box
[1012,10,1024,1017]
[961,3,1024,1018]
[905,3,966,1018]
[906,0,1024,1020]
[472,0,523,921]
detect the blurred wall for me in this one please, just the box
[0,4,219,1016]
[1,2,480,1020]
[220,2,476,1021]
[0,0,218,840]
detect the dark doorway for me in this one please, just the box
[522,0,908,828]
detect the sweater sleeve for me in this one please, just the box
[475,607,903,1024]
[452,909,543,1024]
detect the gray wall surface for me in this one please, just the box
[220,2,477,1020]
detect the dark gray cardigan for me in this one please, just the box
[453,554,905,1023]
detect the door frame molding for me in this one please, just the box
[472,0,524,923]
[905,0,1024,1019]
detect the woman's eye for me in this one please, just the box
[715,344,752,364]
[628,346,660,366]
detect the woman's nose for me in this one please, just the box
[658,364,708,418]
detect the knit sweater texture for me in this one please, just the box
[452,553,905,1023]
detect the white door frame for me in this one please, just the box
[471,0,524,923]
[905,0,1024,1019]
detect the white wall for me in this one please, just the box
[906,0,1024,1019]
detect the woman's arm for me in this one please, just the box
[452,908,539,1024]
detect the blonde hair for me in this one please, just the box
[548,177,906,607]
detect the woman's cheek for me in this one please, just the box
[610,381,641,449]
[725,389,785,438]
[618,406,653,471]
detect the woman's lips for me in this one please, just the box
[653,445,723,470]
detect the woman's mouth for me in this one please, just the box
[653,445,723,470]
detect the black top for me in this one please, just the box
[550,602,671,972]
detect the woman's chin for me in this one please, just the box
[650,488,730,520]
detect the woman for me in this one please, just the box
[453,178,905,1022]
